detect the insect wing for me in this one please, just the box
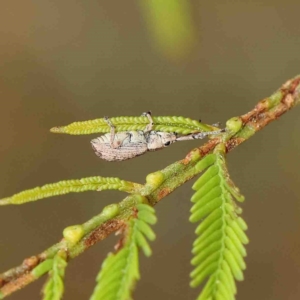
[91,131,148,161]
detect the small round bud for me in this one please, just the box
[63,225,84,244]
[132,194,149,205]
[214,143,226,153]
[102,204,120,219]
[146,171,165,187]
[226,117,243,133]
[187,149,201,162]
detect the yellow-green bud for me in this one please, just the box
[146,171,165,187]
[187,149,201,163]
[226,117,243,133]
[63,225,84,244]
[214,143,226,154]
[102,203,120,219]
[132,194,149,205]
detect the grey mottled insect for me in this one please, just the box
[91,112,224,162]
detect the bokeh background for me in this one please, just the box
[0,1,300,299]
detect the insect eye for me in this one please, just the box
[164,141,171,146]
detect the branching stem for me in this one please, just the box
[0,75,299,299]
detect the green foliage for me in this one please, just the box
[0,176,140,205]
[190,145,249,300]
[90,204,157,300]
[31,259,54,279]
[50,115,216,135]
[139,0,196,61]
[31,253,68,300]
[42,252,68,300]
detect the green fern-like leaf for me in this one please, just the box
[0,177,141,205]
[50,116,217,135]
[90,203,157,300]
[42,251,68,300]
[190,144,249,300]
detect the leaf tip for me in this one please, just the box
[50,126,64,134]
[0,197,10,205]
[189,214,197,223]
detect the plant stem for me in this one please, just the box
[0,75,299,299]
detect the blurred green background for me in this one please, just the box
[0,1,300,299]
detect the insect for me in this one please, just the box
[91,112,225,161]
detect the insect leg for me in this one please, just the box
[176,129,226,141]
[211,122,222,127]
[141,111,154,132]
[104,116,119,149]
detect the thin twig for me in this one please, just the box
[0,75,299,299]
